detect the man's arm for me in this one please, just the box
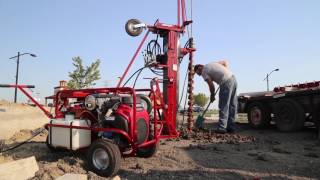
[206,78,216,102]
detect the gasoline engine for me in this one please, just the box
[84,94,152,148]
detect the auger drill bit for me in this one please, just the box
[187,39,195,130]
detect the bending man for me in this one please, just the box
[194,61,238,133]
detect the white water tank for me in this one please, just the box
[48,117,91,150]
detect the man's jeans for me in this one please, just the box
[218,76,238,131]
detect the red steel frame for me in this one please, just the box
[116,0,195,136]
[0,0,196,156]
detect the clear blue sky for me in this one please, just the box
[0,0,319,106]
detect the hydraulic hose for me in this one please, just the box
[0,128,45,153]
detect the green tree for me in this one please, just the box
[193,93,209,107]
[67,56,101,89]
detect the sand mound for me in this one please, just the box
[0,100,49,139]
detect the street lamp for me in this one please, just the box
[263,68,279,91]
[9,52,37,103]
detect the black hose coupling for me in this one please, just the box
[189,37,195,48]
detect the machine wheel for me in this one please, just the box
[138,94,153,114]
[247,102,271,129]
[136,134,159,158]
[275,99,305,132]
[125,19,143,37]
[87,139,121,177]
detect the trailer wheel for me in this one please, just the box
[313,105,320,129]
[275,99,305,132]
[247,102,271,129]
[87,139,121,177]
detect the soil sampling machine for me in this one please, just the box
[0,0,197,177]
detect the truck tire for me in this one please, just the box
[247,102,271,129]
[313,105,320,129]
[275,99,305,132]
[87,139,121,177]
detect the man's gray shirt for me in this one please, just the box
[202,62,233,85]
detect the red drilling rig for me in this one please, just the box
[0,0,196,177]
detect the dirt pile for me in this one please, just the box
[180,128,256,144]
[0,100,48,139]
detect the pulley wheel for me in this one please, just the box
[125,19,144,37]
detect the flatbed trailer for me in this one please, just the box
[238,81,320,132]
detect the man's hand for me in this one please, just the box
[210,94,215,102]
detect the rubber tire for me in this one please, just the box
[87,139,121,177]
[125,19,143,37]
[136,135,159,158]
[275,99,305,132]
[247,102,271,129]
[313,105,320,130]
[138,94,153,114]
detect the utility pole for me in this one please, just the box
[10,52,37,103]
[14,52,20,103]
